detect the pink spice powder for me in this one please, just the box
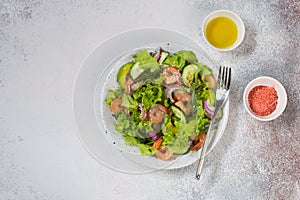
[248,85,278,116]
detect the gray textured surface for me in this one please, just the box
[0,0,299,199]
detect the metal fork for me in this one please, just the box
[195,66,231,180]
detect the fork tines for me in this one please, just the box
[218,66,231,90]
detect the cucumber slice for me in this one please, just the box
[171,106,186,124]
[130,62,144,80]
[117,62,133,88]
[182,64,198,86]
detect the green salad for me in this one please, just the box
[105,48,217,160]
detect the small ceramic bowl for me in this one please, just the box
[243,76,287,121]
[202,10,245,51]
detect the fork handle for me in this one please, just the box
[195,114,218,180]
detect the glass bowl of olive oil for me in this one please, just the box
[202,10,245,51]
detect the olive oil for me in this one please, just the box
[205,17,238,49]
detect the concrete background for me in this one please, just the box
[0,0,299,199]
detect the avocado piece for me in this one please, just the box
[182,64,198,86]
[175,50,198,64]
[204,74,217,89]
[117,62,133,88]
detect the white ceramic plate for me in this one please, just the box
[73,28,229,173]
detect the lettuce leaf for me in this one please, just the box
[124,136,141,145]
[105,88,123,106]
[162,132,175,146]
[114,112,132,136]
[124,136,155,156]
[121,94,138,111]
[167,119,198,154]
[114,111,153,139]
[163,54,186,70]
[133,50,159,72]
[196,100,210,132]
[132,84,163,109]
[137,144,156,155]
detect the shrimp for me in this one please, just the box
[163,66,183,85]
[110,98,124,114]
[157,104,168,114]
[191,133,206,151]
[131,80,144,91]
[149,104,168,124]
[175,101,192,115]
[155,147,173,160]
[173,92,191,104]
[125,77,134,94]
[149,106,164,124]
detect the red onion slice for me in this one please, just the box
[149,130,159,141]
[156,47,162,62]
[165,84,180,103]
[203,100,215,119]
